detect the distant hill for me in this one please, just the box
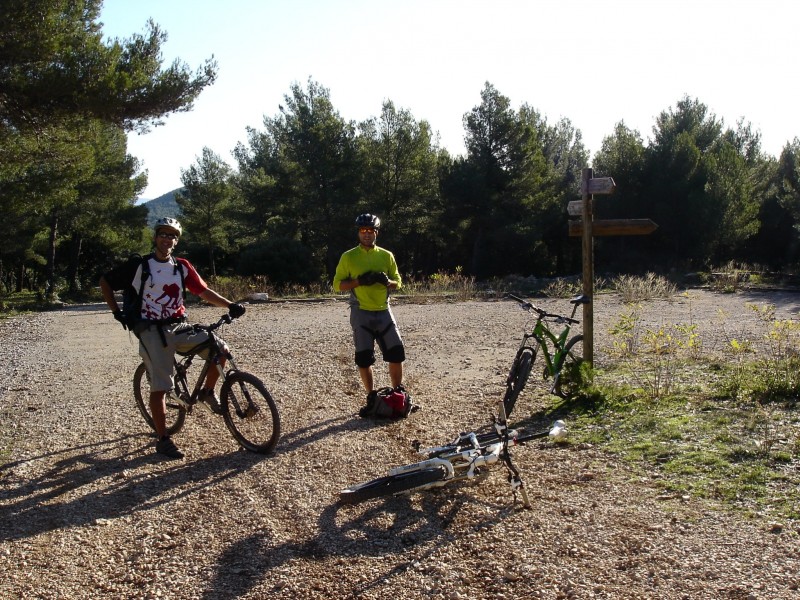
[142,188,183,226]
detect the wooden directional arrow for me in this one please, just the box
[584,176,616,195]
[569,218,658,237]
[567,200,587,217]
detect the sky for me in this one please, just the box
[99,0,800,200]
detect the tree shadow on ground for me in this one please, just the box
[0,434,269,542]
[204,489,524,599]
[271,413,398,457]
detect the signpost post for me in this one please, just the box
[572,169,657,365]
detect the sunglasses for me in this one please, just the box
[358,227,376,234]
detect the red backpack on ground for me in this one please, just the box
[359,387,419,419]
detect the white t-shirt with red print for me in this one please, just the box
[134,256,208,321]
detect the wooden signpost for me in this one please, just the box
[571,168,658,364]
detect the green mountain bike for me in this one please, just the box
[502,293,590,416]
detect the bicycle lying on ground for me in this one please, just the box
[339,397,566,507]
[502,293,590,415]
[133,313,281,454]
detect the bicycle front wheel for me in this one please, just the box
[221,371,281,454]
[554,335,585,398]
[502,348,535,418]
[339,467,447,505]
[133,363,186,436]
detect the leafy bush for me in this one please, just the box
[612,272,677,303]
[402,267,477,301]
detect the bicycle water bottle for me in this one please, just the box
[549,419,567,439]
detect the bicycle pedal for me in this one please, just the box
[197,400,216,414]
[167,395,191,411]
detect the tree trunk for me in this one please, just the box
[67,232,83,294]
[45,210,58,298]
[16,263,25,293]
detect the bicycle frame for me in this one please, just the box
[169,319,237,410]
[512,295,582,377]
[394,426,518,482]
[390,404,560,507]
[522,316,574,376]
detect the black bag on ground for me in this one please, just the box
[359,387,419,419]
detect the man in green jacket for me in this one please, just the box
[333,214,407,410]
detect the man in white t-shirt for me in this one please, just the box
[100,218,245,459]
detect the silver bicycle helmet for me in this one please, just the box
[154,217,182,236]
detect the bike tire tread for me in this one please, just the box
[339,467,446,504]
[220,371,281,454]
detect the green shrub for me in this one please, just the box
[612,272,677,303]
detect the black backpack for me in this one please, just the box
[120,253,185,329]
[359,387,419,419]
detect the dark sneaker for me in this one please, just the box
[156,436,184,459]
[198,389,223,414]
[359,390,378,418]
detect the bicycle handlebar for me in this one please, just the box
[504,293,579,324]
[191,312,239,334]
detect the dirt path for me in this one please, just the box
[0,290,798,599]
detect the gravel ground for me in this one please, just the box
[1,290,799,600]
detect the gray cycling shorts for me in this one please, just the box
[137,322,211,392]
[350,306,403,354]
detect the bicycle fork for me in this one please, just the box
[225,374,262,421]
[168,362,193,410]
[501,446,531,509]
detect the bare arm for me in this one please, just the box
[338,278,360,292]
[199,288,236,309]
[99,276,120,312]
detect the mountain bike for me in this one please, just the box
[339,398,566,507]
[502,293,590,416]
[132,313,281,454]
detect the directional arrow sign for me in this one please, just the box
[584,177,616,195]
[567,200,588,217]
[569,218,658,237]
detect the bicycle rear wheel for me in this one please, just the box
[132,363,186,436]
[502,348,535,417]
[220,371,281,454]
[339,467,447,504]
[554,335,585,398]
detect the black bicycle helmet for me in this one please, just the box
[355,213,381,229]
